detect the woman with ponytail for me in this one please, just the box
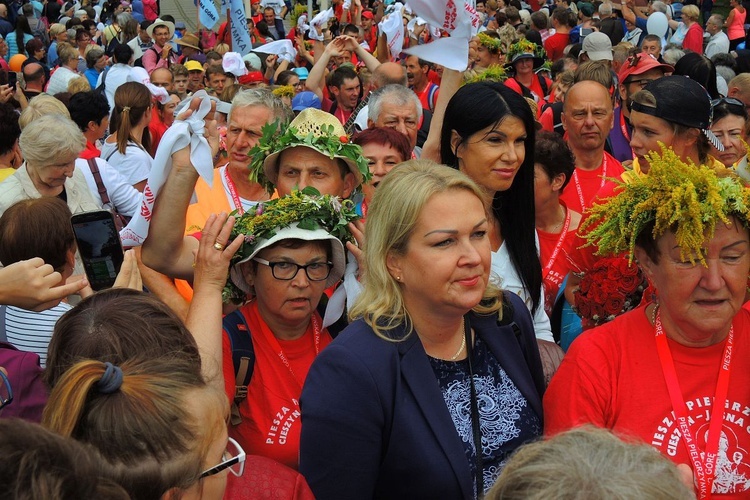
[100,81,154,191]
[43,357,236,500]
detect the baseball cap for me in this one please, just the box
[581,32,612,61]
[577,1,595,17]
[293,67,309,80]
[292,91,322,112]
[238,71,264,85]
[362,10,374,19]
[184,60,204,72]
[631,76,724,150]
[175,21,186,30]
[617,53,674,85]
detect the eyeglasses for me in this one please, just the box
[253,258,332,281]
[294,81,306,88]
[0,370,12,411]
[711,97,748,113]
[200,437,245,478]
[626,78,655,89]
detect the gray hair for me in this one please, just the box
[487,427,695,500]
[599,2,613,16]
[717,65,736,86]
[651,1,668,14]
[368,84,423,123]
[85,46,105,68]
[229,88,292,125]
[662,43,685,66]
[19,114,85,167]
[115,12,133,29]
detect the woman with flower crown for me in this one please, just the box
[503,39,552,105]
[545,147,750,499]
[562,76,728,344]
[142,101,369,473]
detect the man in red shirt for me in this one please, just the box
[361,10,377,52]
[405,55,439,113]
[559,80,624,214]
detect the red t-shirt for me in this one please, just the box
[559,151,624,215]
[504,75,552,103]
[79,141,100,160]
[148,107,169,157]
[545,305,750,498]
[544,32,571,62]
[322,96,353,125]
[538,214,577,316]
[222,301,333,469]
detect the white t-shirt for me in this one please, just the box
[261,0,285,16]
[45,66,79,95]
[77,157,143,217]
[96,63,132,116]
[490,238,554,342]
[100,141,152,187]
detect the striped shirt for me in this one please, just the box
[5,303,72,368]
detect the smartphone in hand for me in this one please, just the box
[71,210,125,291]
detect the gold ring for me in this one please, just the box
[213,242,225,251]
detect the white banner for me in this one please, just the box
[402,0,473,71]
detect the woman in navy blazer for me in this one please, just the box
[299,161,545,499]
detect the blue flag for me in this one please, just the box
[220,0,253,55]
[197,0,220,30]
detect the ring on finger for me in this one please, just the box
[213,242,225,251]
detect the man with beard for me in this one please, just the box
[608,53,673,163]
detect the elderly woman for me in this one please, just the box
[0,113,98,217]
[46,43,81,95]
[673,4,704,54]
[299,161,545,498]
[710,97,749,176]
[545,151,750,498]
[83,46,107,89]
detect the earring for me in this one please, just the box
[396,276,401,281]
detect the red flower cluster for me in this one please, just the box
[574,257,647,329]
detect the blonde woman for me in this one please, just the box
[300,161,544,498]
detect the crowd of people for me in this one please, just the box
[1,0,750,498]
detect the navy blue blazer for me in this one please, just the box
[299,294,545,500]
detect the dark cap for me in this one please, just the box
[631,76,723,151]
[632,76,711,129]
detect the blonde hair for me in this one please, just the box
[18,94,70,129]
[56,42,78,66]
[213,42,230,56]
[19,114,85,167]
[67,75,92,94]
[350,160,503,339]
[682,4,700,21]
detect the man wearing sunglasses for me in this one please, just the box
[609,53,674,164]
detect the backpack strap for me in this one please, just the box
[427,82,439,112]
[537,74,549,98]
[86,158,112,207]
[96,65,110,92]
[0,305,6,343]
[552,102,564,136]
[223,308,255,426]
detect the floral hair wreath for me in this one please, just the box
[464,64,508,84]
[222,186,360,303]
[248,120,371,195]
[272,85,296,99]
[477,32,504,52]
[506,38,545,62]
[581,143,750,266]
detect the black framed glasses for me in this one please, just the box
[626,78,656,89]
[200,437,245,478]
[253,258,332,282]
[0,370,12,411]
